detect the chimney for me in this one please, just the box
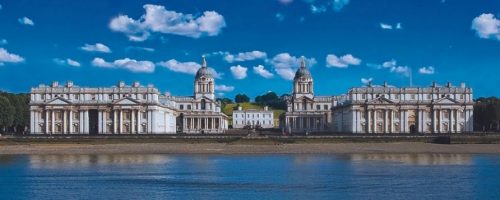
[460,82,466,88]
[133,81,140,87]
[432,81,436,88]
[447,82,451,88]
[51,81,59,88]
[66,81,74,88]
[383,81,388,88]
[118,81,125,88]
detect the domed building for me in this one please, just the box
[283,57,340,134]
[165,56,228,134]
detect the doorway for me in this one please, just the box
[88,109,98,135]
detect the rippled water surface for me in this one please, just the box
[0,154,499,199]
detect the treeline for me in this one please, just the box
[216,92,288,110]
[0,92,30,134]
[474,97,500,131]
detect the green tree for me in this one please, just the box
[474,97,500,131]
[235,94,250,103]
[0,96,15,133]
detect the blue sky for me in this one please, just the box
[0,0,499,99]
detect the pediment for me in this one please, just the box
[367,97,394,104]
[47,97,71,105]
[113,97,139,105]
[296,96,314,102]
[434,97,459,104]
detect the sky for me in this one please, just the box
[0,0,499,99]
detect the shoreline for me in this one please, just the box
[1,143,500,155]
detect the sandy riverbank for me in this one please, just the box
[1,143,500,154]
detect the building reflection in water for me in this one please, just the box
[349,153,472,165]
[29,154,174,169]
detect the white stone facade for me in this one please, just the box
[233,107,274,129]
[30,81,177,134]
[29,56,228,135]
[332,82,474,134]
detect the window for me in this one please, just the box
[180,105,184,110]
[109,94,113,100]
[427,94,431,100]
[74,94,79,100]
[91,94,96,100]
[143,94,147,100]
[395,94,400,100]
[394,111,400,119]
[201,99,206,110]
[187,105,192,110]
[443,111,450,119]
[460,95,464,100]
[362,94,366,99]
[316,105,320,110]
[324,105,328,110]
[41,95,45,100]
[411,94,416,100]
[142,112,147,119]
[460,111,465,119]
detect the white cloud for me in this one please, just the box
[326,54,361,68]
[253,65,274,79]
[230,65,248,79]
[382,59,397,68]
[278,0,293,4]
[54,58,81,67]
[380,23,392,29]
[81,43,111,53]
[18,17,34,26]
[269,53,317,80]
[109,4,226,41]
[157,59,200,75]
[332,0,350,12]
[275,13,285,21]
[471,13,500,41]
[126,46,155,52]
[157,59,222,78]
[215,84,235,92]
[380,22,403,30]
[361,77,373,84]
[311,5,327,14]
[91,57,155,73]
[0,48,24,65]
[216,50,267,63]
[0,39,7,45]
[418,66,435,75]
[390,65,411,77]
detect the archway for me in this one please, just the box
[409,124,417,134]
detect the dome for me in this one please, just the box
[195,56,214,79]
[294,57,312,80]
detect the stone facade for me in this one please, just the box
[233,106,274,129]
[332,82,474,134]
[29,56,228,135]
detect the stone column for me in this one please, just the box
[63,110,67,134]
[102,111,107,134]
[433,109,437,133]
[367,110,371,133]
[51,110,55,134]
[45,110,49,134]
[119,109,123,134]
[113,110,117,134]
[98,110,103,134]
[131,109,136,134]
[384,110,389,133]
[84,110,89,134]
[69,110,73,134]
[137,110,141,134]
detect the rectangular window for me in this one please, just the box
[427,94,431,100]
[411,94,416,100]
[362,94,366,99]
[316,105,320,110]
[324,105,328,110]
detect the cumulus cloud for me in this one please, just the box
[253,65,274,79]
[326,54,361,68]
[109,4,226,41]
[0,48,24,65]
[369,59,411,77]
[213,50,267,63]
[91,57,155,73]
[418,66,435,75]
[361,77,373,85]
[230,65,248,79]
[215,84,235,92]
[275,13,285,21]
[390,66,411,77]
[81,43,111,53]
[18,17,34,26]
[53,58,81,67]
[269,53,317,80]
[380,22,402,30]
[471,13,500,41]
[157,59,222,78]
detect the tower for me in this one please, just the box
[293,57,314,99]
[194,55,215,100]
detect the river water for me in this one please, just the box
[0,154,499,199]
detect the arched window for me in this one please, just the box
[302,99,307,110]
[201,99,206,110]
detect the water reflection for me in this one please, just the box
[29,154,174,169]
[349,153,472,165]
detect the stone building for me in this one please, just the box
[232,106,274,129]
[165,56,229,134]
[29,81,177,134]
[283,58,341,133]
[331,82,474,133]
[29,56,228,135]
